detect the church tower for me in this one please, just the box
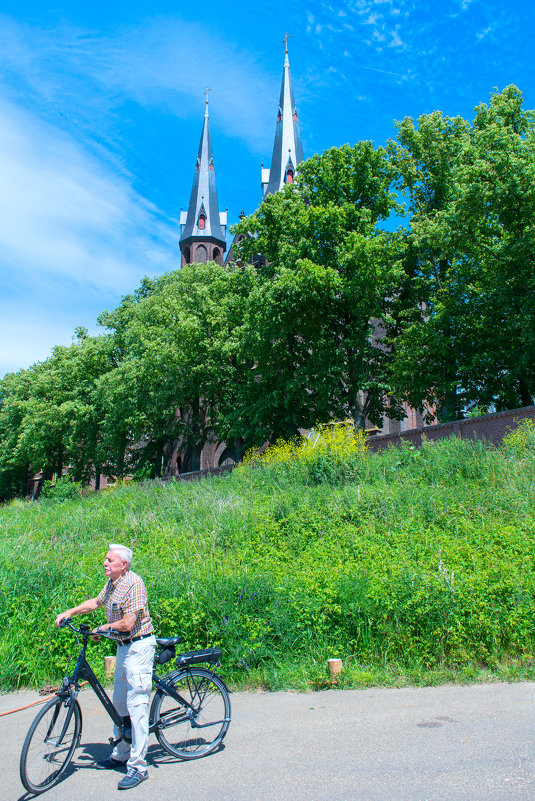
[261,38,304,197]
[180,93,227,266]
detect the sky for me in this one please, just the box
[0,0,533,377]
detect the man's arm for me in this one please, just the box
[97,613,138,634]
[55,597,102,627]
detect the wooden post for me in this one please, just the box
[105,656,117,679]
[327,658,342,680]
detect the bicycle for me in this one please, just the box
[19,619,231,795]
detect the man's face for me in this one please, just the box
[104,550,127,580]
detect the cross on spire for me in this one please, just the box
[204,87,211,105]
[282,32,291,52]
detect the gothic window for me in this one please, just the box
[184,247,191,264]
[213,247,221,265]
[285,154,295,184]
[198,206,206,230]
[196,245,207,264]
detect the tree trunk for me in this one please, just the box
[190,443,201,472]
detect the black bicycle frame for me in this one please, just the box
[58,628,205,742]
[67,633,125,732]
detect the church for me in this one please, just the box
[170,43,429,474]
[178,41,303,269]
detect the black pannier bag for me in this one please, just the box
[156,646,176,665]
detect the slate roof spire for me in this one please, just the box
[180,90,227,266]
[261,36,304,198]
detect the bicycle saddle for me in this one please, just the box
[155,636,182,647]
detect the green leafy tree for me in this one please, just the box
[232,143,403,436]
[0,334,115,500]
[98,264,254,474]
[387,86,535,419]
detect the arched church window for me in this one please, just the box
[285,169,294,184]
[184,247,191,264]
[213,247,221,265]
[198,210,206,230]
[196,244,207,264]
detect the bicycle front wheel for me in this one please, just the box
[20,695,82,794]
[151,667,231,760]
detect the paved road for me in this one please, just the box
[2,682,534,801]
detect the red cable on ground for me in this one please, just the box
[0,682,88,717]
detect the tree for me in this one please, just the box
[98,263,254,474]
[0,333,115,500]
[232,143,403,436]
[387,86,535,420]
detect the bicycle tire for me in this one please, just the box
[151,667,231,760]
[20,695,82,794]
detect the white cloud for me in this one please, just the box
[0,92,181,377]
[0,97,175,294]
[364,12,382,24]
[0,304,98,376]
[476,26,492,40]
[0,15,279,155]
[388,30,405,48]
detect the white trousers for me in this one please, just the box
[110,635,156,773]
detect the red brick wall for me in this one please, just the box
[366,405,535,453]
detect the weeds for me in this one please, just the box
[1,432,535,690]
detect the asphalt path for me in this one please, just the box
[2,682,534,801]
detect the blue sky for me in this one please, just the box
[0,0,533,377]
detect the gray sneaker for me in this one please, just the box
[117,768,148,790]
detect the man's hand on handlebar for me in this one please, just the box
[55,619,120,641]
[91,626,122,642]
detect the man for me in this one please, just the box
[55,543,156,791]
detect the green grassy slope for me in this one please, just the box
[1,432,535,691]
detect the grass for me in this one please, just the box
[1,425,535,692]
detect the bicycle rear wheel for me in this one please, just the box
[20,695,82,794]
[151,667,231,759]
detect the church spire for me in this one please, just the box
[180,90,227,266]
[261,36,304,198]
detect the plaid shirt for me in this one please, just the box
[96,570,153,641]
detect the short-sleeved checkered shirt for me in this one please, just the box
[96,570,153,641]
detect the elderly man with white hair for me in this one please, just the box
[55,543,156,790]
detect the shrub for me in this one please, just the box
[241,422,367,485]
[502,418,535,456]
[40,476,82,502]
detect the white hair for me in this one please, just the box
[108,543,133,568]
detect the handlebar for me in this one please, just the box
[59,618,123,640]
